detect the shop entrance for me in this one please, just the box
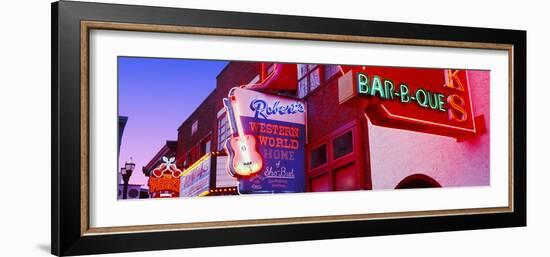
[307,120,366,192]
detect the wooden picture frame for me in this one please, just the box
[52,1,526,256]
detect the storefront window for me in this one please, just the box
[324,65,340,81]
[204,140,211,154]
[217,114,231,151]
[307,120,367,192]
[298,64,309,78]
[191,120,198,135]
[298,79,308,98]
[297,64,321,98]
[310,144,327,168]
[309,68,320,91]
[332,131,353,159]
[200,137,211,156]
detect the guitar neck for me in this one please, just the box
[223,98,243,138]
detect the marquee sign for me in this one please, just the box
[214,156,238,188]
[224,87,306,194]
[180,154,212,197]
[338,66,484,139]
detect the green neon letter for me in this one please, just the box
[384,80,394,100]
[399,84,410,103]
[438,93,446,111]
[370,75,385,98]
[428,91,439,110]
[357,73,369,94]
[416,88,429,108]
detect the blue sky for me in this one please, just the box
[118,57,228,186]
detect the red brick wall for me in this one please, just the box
[175,61,260,167]
[305,76,372,189]
[176,90,217,167]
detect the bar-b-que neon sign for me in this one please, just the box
[338,66,484,140]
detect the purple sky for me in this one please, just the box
[118,57,228,186]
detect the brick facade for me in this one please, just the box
[145,60,489,195]
[176,61,260,169]
[174,61,372,192]
[176,90,217,168]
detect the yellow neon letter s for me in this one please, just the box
[447,94,468,122]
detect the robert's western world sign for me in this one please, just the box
[223,87,306,194]
[338,66,484,140]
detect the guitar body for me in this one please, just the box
[225,134,263,177]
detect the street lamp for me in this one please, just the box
[121,157,135,199]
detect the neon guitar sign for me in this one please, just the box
[221,62,298,178]
[223,94,263,177]
[225,87,307,194]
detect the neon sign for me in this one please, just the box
[338,66,483,140]
[148,175,180,197]
[357,73,447,112]
[148,157,182,198]
[151,156,182,178]
[224,88,306,194]
[224,97,263,177]
[249,99,305,119]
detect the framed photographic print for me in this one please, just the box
[51,0,526,256]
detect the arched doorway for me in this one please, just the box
[395,174,441,189]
